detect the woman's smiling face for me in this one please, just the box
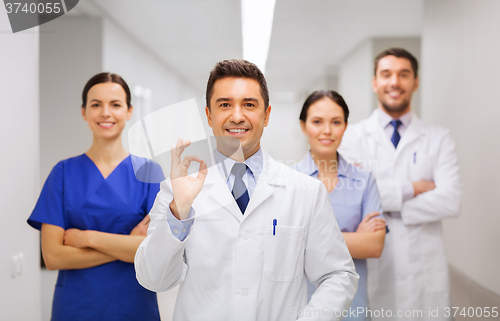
[81,82,132,141]
[301,97,347,157]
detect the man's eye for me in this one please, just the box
[245,103,255,107]
[221,103,230,107]
[91,104,99,108]
[113,104,121,107]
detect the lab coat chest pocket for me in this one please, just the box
[408,151,434,181]
[263,225,305,282]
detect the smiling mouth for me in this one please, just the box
[319,139,334,144]
[226,129,249,134]
[387,90,404,98]
[98,122,115,128]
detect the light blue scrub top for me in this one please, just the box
[292,152,384,321]
[28,154,164,321]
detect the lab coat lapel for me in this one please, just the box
[204,165,243,223]
[395,113,425,158]
[243,151,285,218]
[365,110,396,155]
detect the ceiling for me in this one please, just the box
[73,0,243,92]
[71,0,422,95]
[267,0,422,93]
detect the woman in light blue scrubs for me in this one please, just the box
[292,90,387,321]
[28,73,163,321]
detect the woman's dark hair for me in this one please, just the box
[81,72,132,109]
[299,90,349,123]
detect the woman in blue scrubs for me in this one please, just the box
[292,90,386,321]
[28,73,163,321]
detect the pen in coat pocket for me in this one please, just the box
[273,219,277,235]
[414,152,416,163]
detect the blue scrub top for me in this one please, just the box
[292,152,384,321]
[28,154,164,321]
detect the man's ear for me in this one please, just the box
[205,106,212,127]
[413,77,419,92]
[372,76,378,93]
[263,105,271,127]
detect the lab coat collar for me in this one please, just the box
[395,113,426,154]
[365,110,425,156]
[202,166,241,221]
[365,110,398,154]
[204,149,286,222]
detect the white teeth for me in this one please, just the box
[99,122,114,126]
[228,129,247,133]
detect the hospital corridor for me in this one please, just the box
[1,1,499,320]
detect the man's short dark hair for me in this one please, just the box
[374,48,419,78]
[206,59,269,110]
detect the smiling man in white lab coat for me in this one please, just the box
[135,59,358,321]
[339,48,462,320]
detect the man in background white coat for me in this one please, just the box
[339,48,461,320]
[135,59,358,321]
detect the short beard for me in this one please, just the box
[381,99,411,115]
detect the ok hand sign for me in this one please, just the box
[169,138,208,220]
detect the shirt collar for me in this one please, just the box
[214,148,263,181]
[299,151,318,176]
[377,107,412,129]
[299,151,350,178]
[337,153,350,178]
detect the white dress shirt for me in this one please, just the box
[376,108,415,201]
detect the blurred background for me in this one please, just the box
[1,0,499,320]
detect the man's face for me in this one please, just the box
[373,55,419,116]
[206,77,271,160]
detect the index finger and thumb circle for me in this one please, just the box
[171,138,192,168]
[170,138,208,183]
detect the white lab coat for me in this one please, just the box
[135,150,358,321]
[338,111,461,321]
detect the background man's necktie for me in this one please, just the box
[390,119,402,148]
[231,163,249,214]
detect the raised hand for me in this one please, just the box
[169,138,208,220]
[356,212,386,233]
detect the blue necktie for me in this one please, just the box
[390,119,402,148]
[231,163,249,214]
